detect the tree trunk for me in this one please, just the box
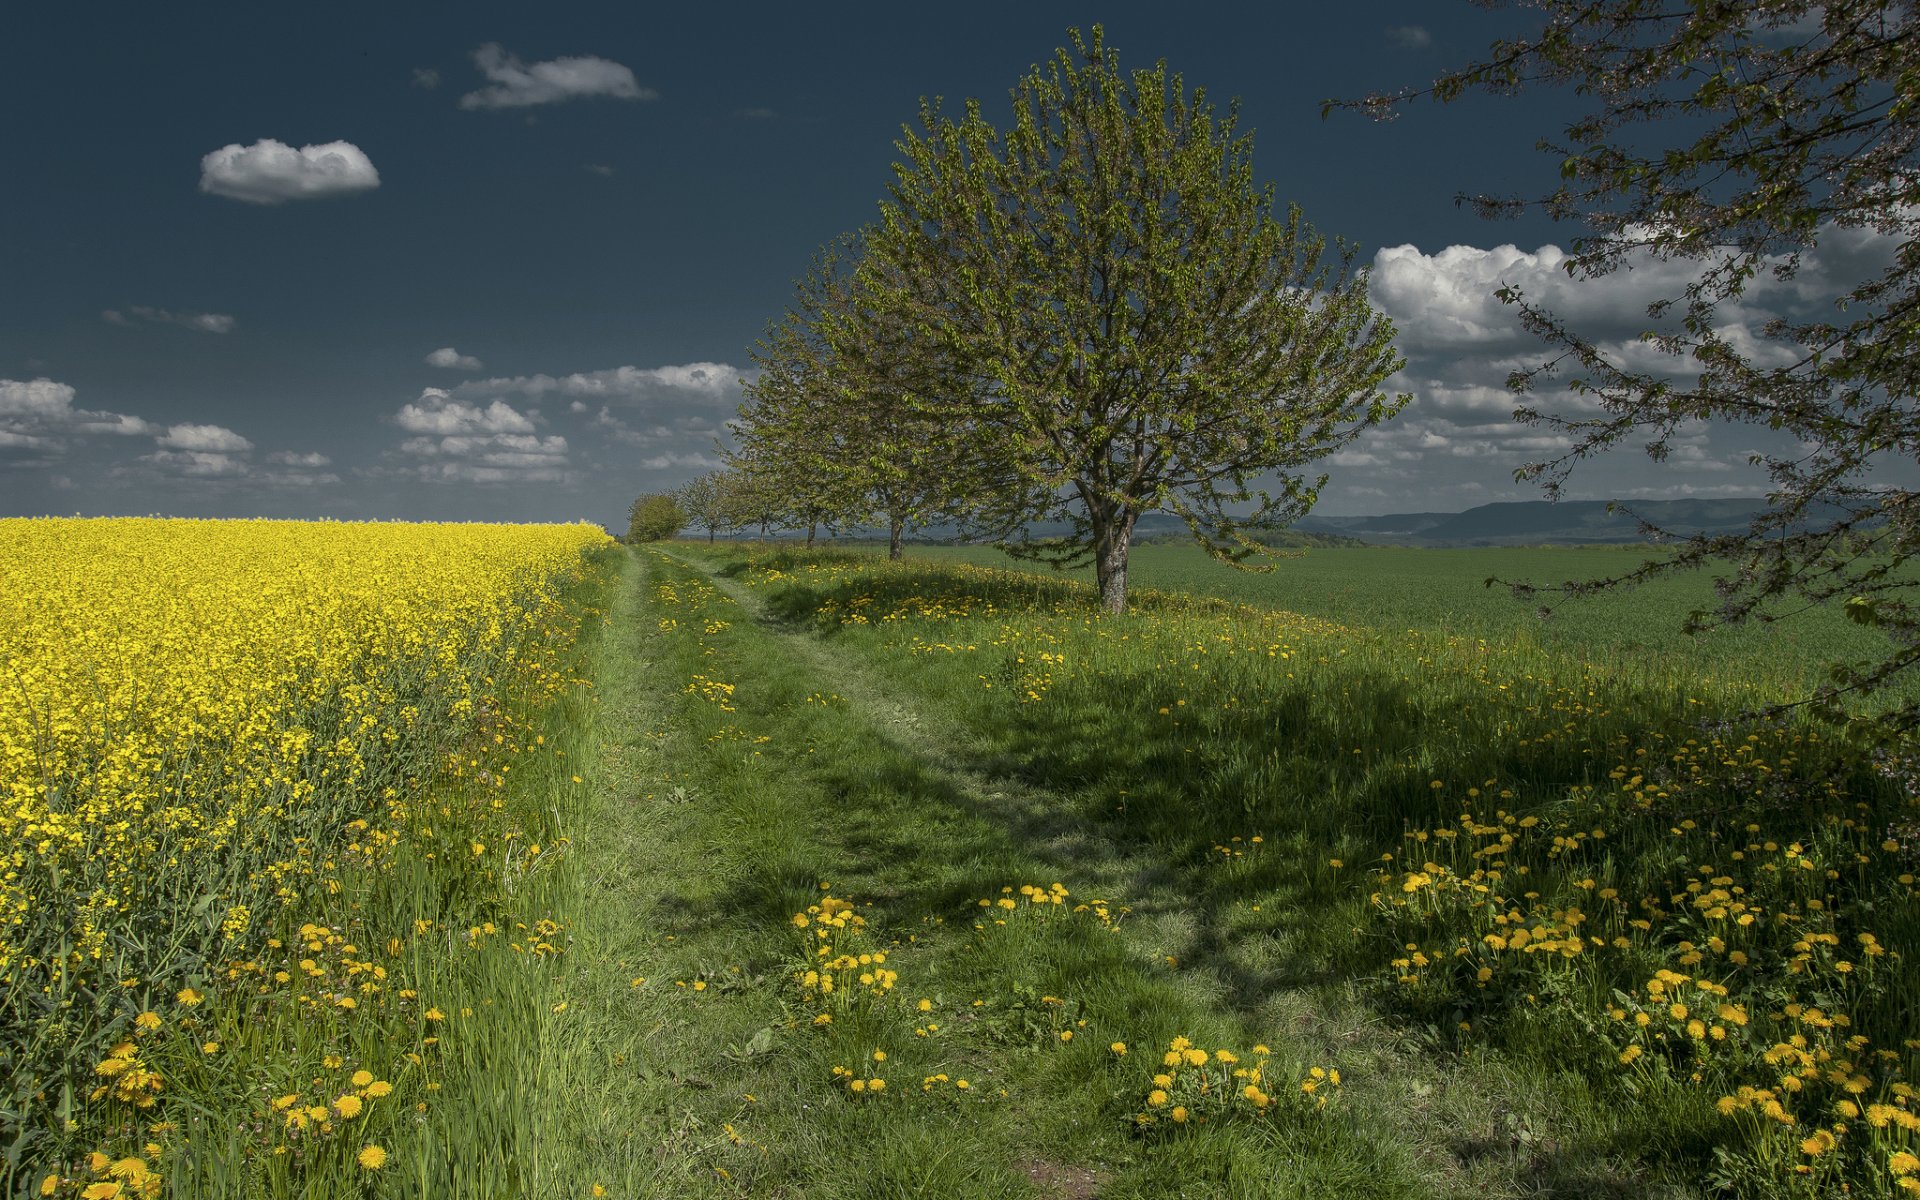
[806,519,817,549]
[1093,511,1136,614]
[708,526,715,544]
[888,516,904,561]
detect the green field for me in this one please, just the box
[566,541,1920,1199]
[913,541,1898,700]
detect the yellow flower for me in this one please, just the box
[133,1012,162,1033]
[334,1094,364,1119]
[365,1080,394,1098]
[175,988,203,1006]
[1148,1089,1169,1107]
[351,1069,375,1088]
[1170,1106,1189,1123]
[357,1145,387,1170]
[1110,1042,1128,1055]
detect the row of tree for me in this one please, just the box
[631,8,1920,730]
[721,27,1408,612]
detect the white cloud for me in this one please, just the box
[640,451,723,471]
[0,378,81,420]
[413,67,441,89]
[143,449,248,477]
[425,346,485,371]
[584,163,615,176]
[396,388,536,435]
[158,423,253,453]
[389,389,566,482]
[456,361,742,403]
[199,139,381,204]
[459,44,655,110]
[1385,25,1431,49]
[104,306,236,333]
[0,378,157,455]
[267,450,331,467]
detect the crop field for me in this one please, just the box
[2,518,611,1198]
[9,528,1920,1198]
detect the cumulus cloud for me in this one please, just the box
[413,67,441,89]
[1316,229,1887,511]
[103,306,236,334]
[0,378,157,454]
[268,450,331,467]
[1385,25,1432,49]
[199,138,381,204]
[388,388,566,482]
[459,44,655,110]
[425,346,485,371]
[396,388,536,435]
[455,361,742,403]
[158,423,253,453]
[143,449,249,477]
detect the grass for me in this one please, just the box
[910,541,1899,701]
[602,540,1920,1199]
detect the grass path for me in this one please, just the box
[547,546,1680,1199]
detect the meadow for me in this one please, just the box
[916,542,1901,700]
[9,525,1920,1198]
[626,541,1920,1198]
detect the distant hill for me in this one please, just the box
[1293,499,1775,547]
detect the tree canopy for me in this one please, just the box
[627,492,685,543]
[1335,0,1920,733]
[855,26,1407,611]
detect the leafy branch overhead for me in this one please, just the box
[1332,1,1920,734]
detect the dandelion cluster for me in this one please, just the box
[1132,1037,1341,1129]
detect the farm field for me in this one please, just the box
[11,528,1920,1198]
[913,542,1902,700]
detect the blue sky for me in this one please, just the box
[1,2,1827,526]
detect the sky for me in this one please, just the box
[0,1,1852,527]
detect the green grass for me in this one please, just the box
[613,540,1920,1200]
[910,541,1897,700]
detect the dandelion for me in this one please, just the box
[357,1145,387,1170]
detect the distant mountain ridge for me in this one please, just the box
[1287,498,1774,547]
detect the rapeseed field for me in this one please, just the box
[1,517,607,1197]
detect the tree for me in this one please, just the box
[864,26,1408,612]
[677,472,727,543]
[735,233,987,561]
[1335,2,1920,732]
[627,492,685,543]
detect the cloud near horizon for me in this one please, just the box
[1343,225,1903,510]
[199,139,380,204]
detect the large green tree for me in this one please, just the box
[1336,1,1920,731]
[865,26,1408,612]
